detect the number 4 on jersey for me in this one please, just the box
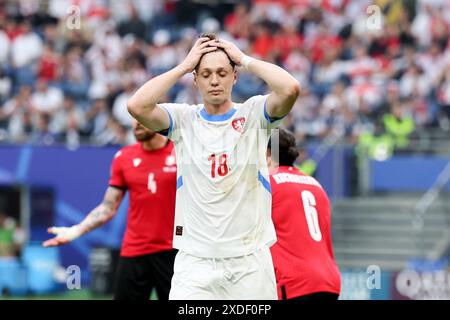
[147,173,157,194]
[301,190,322,242]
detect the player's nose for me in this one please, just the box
[210,74,219,85]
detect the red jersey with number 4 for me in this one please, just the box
[109,141,176,257]
[270,166,341,299]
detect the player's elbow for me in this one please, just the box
[127,97,140,119]
[106,211,117,222]
[285,79,301,100]
[128,96,152,120]
[128,96,158,120]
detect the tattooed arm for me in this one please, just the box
[42,186,125,247]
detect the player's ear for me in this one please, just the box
[233,69,237,85]
[193,71,198,87]
[266,149,272,166]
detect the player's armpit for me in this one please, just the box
[109,184,126,191]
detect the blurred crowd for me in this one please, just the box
[0,211,25,257]
[0,0,449,149]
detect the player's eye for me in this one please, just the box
[202,73,210,78]
[219,72,227,77]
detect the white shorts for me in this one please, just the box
[169,246,277,300]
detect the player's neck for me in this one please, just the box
[268,162,278,170]
[141,135,168,151]
[203,99,234,115]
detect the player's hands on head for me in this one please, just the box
[181,37,218,73]
[213,39,245,67]
[42,225,82,247]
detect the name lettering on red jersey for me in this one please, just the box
[272,173,321,187]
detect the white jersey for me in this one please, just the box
[159,94,282,258]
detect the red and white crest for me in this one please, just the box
[133,158,142,167]
[165,155,176,166]
[163,153,177,173]
[231,117,246,133]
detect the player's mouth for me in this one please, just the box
[209,90,222,95]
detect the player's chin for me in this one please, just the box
[134,132,144,140]
[135,132,154,141]
[207,94,226,104]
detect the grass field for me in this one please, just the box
[0,289,160,300]
[1,290,112,300]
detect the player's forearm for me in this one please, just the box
[76,204,116,235]
[248,59,300,99]
[128,64,189,114]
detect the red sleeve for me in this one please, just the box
[108,151,126,189]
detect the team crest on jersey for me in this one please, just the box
[133,158,142,167]
[163,155,177,173]
[165,155,176,166]
[232,117,246,133]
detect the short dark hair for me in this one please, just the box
[268,128,299,167]
[200,32,217,41]
[195,32,236,71]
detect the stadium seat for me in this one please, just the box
[0,257,28,296]
[22,244,60,295]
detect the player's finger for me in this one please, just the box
[42,238,58,247]
[213,41,227,49]
[50,226,65,234]
[47,227,57,234]
[214,40,229,46]
[199,47,218,54]
[44,237,69,247]
[198,40,218,49]
[192,38,206,48]
[196,37,211,46]
[217,38,231,44]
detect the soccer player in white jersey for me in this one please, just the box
[127,33,300,299]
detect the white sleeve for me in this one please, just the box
[251,94,285,131]
[157,103,190,142]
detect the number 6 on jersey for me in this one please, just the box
[301,190,322,242]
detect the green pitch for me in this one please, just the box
[0,289,158,300]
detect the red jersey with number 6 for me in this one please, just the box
[270,166,341,299]
[109,141,177,257]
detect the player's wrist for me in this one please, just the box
[240,55,255,70]
[67,225,83,241]
[177,63,193,75]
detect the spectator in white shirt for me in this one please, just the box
[112,79,136,127]
[11,21,43,68]
[31,78,64,115]
[0,29,10,66]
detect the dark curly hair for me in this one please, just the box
[268,128,299,167]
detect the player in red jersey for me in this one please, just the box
[267,128,341,300]
[43,119,177,300]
